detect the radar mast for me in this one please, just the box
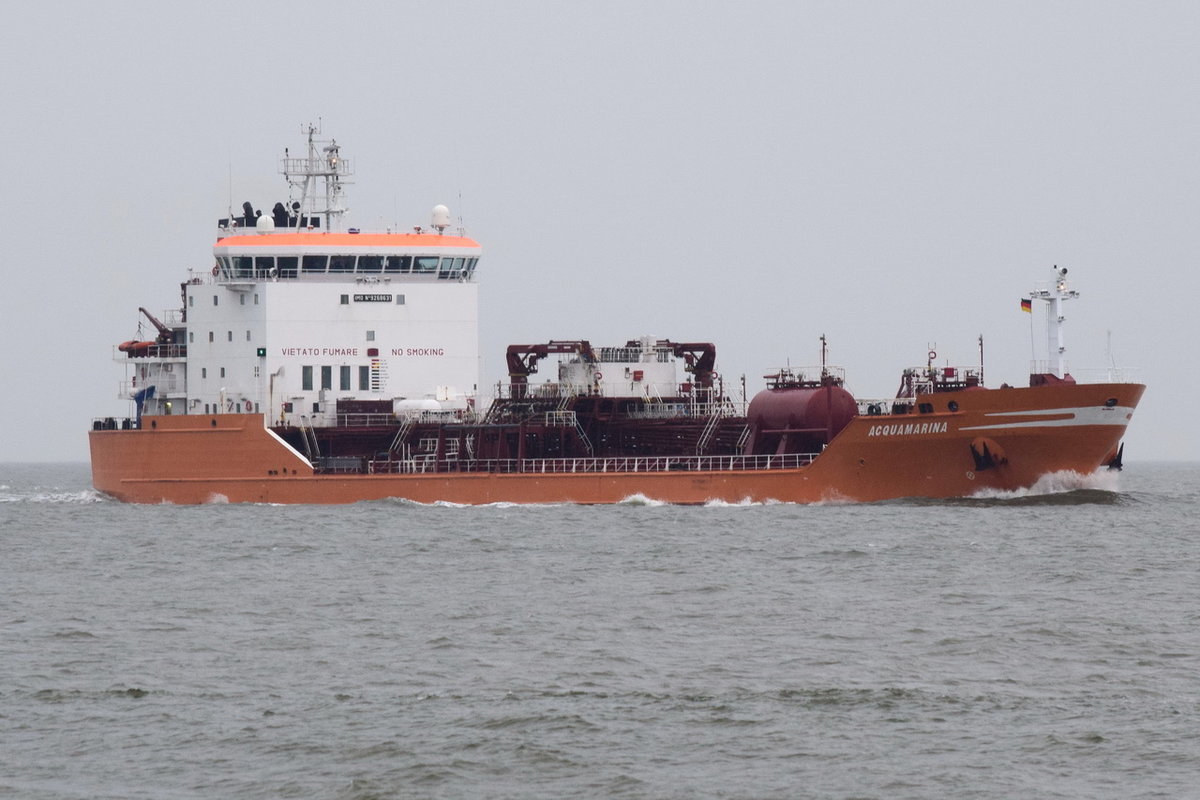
[1030,265,1079,379]
[280,122,354,231]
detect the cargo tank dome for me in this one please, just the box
[743,384,858,456]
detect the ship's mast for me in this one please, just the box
[280,122,354,231]
[1030,265,1078,378]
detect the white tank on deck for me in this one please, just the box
[395,398,442,415]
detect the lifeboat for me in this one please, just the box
[118,340,157,357]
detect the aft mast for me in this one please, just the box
[280,122,354,232]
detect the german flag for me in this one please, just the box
[1020,298,1032,313]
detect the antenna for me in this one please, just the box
[1028,297,1037,365]
[454,139,467,235]
[1106,329,1117,382]
[978,334,985,386]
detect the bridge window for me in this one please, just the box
[254,256,274,278]
[413,256,439,274]
[328,255,355,273]
[233,256,253,278]
[357,255,383,273]
[302,255,328,273]
[384,255,411,273]
[464,257,478,279]
[277,256,298,278]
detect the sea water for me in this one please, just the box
[2,462,1198,799]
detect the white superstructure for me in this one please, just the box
[119,127,482,426]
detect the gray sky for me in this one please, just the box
[2,0,1196,462]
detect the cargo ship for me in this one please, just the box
[89,126,1144,505]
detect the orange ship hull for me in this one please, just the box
[89,382,1144,505]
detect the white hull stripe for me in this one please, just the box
[959,405,1135,432]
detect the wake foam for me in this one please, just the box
[616,493,668,507]
[702,497,760,508]
[0,489,107,504]
[971,469,1121,500]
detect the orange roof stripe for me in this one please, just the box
[214,232,480,248]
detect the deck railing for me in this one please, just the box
[112,344,188,361]
[363,452,816,475]
[336,412,402,427]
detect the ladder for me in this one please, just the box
[572,415,594,456]
[544,410,594,456]
[388,414,417,455]
[735,424,751,452]
[695,407,722,455]
[298,417,320,461]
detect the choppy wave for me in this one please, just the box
[702,496,763,508]
[3,462,1197,800]
[382,494,766,509]
[0,488,107,504]
[616,493,668,507]
[374,496,570,510]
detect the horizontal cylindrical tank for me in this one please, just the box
[743,385,858,456]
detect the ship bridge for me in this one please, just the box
[212,232,481,282]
